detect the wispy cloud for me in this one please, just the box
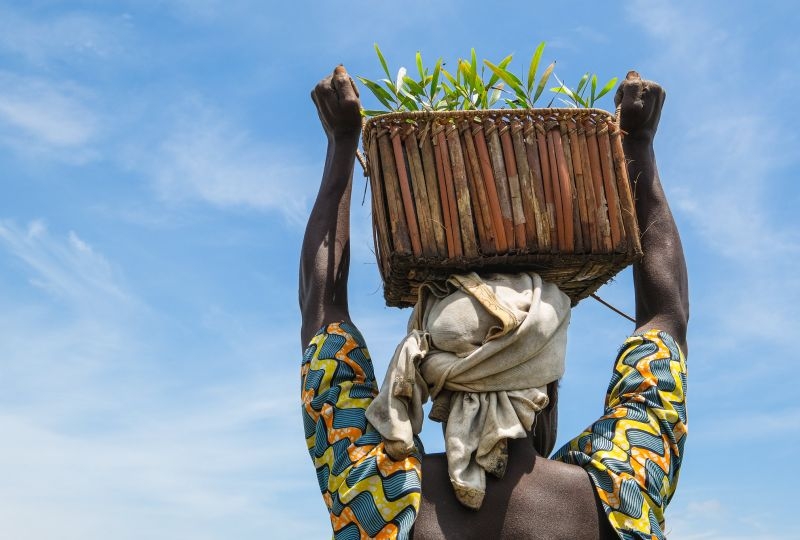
[0,218,330,537]
[626,0,799,260]
[625,0,800,357]
[0,71,99,162]
[666,495,795,540]
[0,5,130,65]
[143,101,314,223]
[0,220,131,311]
[0,373,325,539]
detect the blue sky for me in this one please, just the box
[0,1,798,538]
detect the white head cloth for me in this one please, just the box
[365,271,571,509]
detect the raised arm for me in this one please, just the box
[616,71,689,354]
[299,66,362,348]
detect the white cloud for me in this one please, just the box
[146,102,314,222]
[0,218,331,538]
[0,220,130,311]
[0,71,99,162]
[0,5,130,64]
[624,0,800,357]
[626,0,799,260]
[0,375,326,539]
[666,495,795,540]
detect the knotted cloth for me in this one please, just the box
[365,272,571,509]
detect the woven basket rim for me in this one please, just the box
[363,107,618,130]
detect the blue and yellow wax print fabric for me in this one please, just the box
[302,324,686,540]
[553,329,688,540]
[301,322,422,540]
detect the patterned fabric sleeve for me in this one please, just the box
[552,329,688,540]
[301,321,422,540]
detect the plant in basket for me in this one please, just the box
[357,43,640,308]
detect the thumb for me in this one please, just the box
[615,70,642,108]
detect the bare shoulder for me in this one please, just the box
[413,453,615,540]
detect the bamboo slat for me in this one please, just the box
[402,125,437,257]
[436,125,464,257]
[575,120,600,253]
[376,127,412,255]
[559,118,583,253]
[472,122,509,253]
[545,122,566,251]
[459,120,495,255]
[549,120,574,252]
[390,126,422,257]
[432,125,455,257]
[484,119,515,249]
[608,119,641,255]
[366,129,390,277]
[583,118,613,252]
[498,120,527,250]
[510,119,538,248]
[523,119,550,252]
[596,122,624,252]
[419,129,448,255]
[563,118,589,253]
[446,122,478,257]
[535,121,557,253]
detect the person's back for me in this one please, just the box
[414,445,617,539]
[300,66,688,539]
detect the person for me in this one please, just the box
[299,65,689,539]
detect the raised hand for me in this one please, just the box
[614,71,666,142]
[615,72,688,353]
[300,67,362,347]
[311,65,362,141]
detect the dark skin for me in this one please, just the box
[300,66,688,539]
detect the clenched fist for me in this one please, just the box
[311,65,362,141]
[615,70,666,143]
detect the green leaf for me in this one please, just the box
[399,93,419,111]
[403,76,426,96]
[483,60,525,95]
[361,109,389,117]
[430,58,442,101]
[374,43,392,81]
[356,76,397,109]
[590,74,598,105]
[458,58,472,83]
[576,73,590,97]
[533,61,555,104]
[416,51,424,79]
[470,48,478,87]
[594,77,618,102]
[550,75,586,107]
[486,54,513,90]
[527,41,545,94]
[442,68,458,87]
[550,85,575,97]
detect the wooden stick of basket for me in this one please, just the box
[362,108,641,308]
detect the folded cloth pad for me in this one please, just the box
[365,272,571,509]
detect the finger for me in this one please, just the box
[315,75,336,100]
[332,65,359,104]
[615,70,644,107]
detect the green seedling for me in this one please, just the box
[550,72,618,108]
[358,42,618,116]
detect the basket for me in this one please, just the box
[361,108,641,307]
